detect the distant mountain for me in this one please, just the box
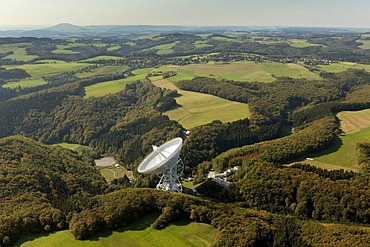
[44,23,86,32]
[0,23,369,38]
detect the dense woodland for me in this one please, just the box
[1,29,370,246]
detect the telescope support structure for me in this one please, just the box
[156,157,184,193]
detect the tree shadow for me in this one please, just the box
[310,135,344,158]
[12,232,49,247]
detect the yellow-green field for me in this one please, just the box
[318,62,370,73]
[80,55,123,62]
[194,41,213,48]
[99,165,133,182]
[148,41,180,55]
[337,109,370,133]
[52,142,90,151]
[286,39,323,48]
[298,110,370,171]
[84,68,150,98]
[14,214,217,247]
[2,78,47,89]
[5,62,90,77]
[152,79,250,129]
[153,62,320,83]
[0,43,38,61]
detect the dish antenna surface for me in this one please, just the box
[138,137,184,193]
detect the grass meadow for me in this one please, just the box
[152,79,250,129]
[318,62,370,73]
[154,61,320,83]
[83,68,150,98]
[5,62,90,77]
[297,110,370,171]
[3,78,47,89]
[15,214,217,247]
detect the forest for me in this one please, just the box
[1,28,370,246]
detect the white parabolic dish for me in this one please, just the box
[138,137,183,174]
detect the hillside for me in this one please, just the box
[0,135,107,246]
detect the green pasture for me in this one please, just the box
[304,127,370,171]
[0,43,38,61]
[83,68,149,98]
[318,62,370,73]
[211,36,241,42]
[194,41,213,48]
[80,55,123,62]
[154,61,320,83]
[149,41,180,55]
[15,214,217,247]
[287,39,323,48]
[35,59,67,64]
[99,166,133,182]
[5,62,90,77]
[2,78,47,89]
[107,45,121,51]
[153,79,250,129]
[52,142,90,151]
[358,39,370,49]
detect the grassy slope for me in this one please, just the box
[154,62,320,83]
[337,109,370,133]
[80,56,123,62]
[99,166,133,182]
[15,214,217,247]
[83,68,150,98]
[318,62,370,73]
[152,79,250,129]
[52,142,89,151]
[299,110,370,171]
[5,63,90,77]
[2,78,47,89]
[148,41,180,55]
[0,43,38,61]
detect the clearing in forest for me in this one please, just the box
[152,79,250,129]
[14,214,217,247]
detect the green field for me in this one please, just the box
[99,165,133,182]
[107,45,121,51]
[307,127,370,171]
[2,78,47,89]
[84,68,150,98]
[286,39,323,48]
[318,62,370,73]
[5,62,90,77]
[153,79,250,129]
[194,41,213,48]
[154,62,320,83]
[0,43,38,61]
[80,55,123,62]
[15,214,217,247]
[149,41,180,55]
[52,142,90,151]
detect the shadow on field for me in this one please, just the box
[311,135,343,158]
[12,232,49,247]
[87,213,159,241]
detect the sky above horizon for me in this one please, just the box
[0,0,369,28]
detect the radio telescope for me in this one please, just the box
[138,137,184,193]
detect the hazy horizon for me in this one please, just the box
[1,0,369,29]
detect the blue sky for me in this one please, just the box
[0,0,369,28]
